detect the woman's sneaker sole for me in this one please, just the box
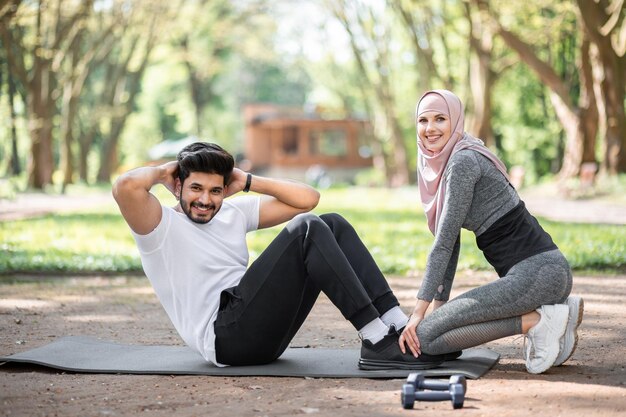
[554,296,584,366]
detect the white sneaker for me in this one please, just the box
[525,304,569,374]
[554,296,584,366]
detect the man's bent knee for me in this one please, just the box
[319,212,350,229]
[288,212,322,226]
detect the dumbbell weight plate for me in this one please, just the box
[401,384,415,409]
[450,383,465,409]
[449,375,467,393]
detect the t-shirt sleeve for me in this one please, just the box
[229,195,260,232]
[130,205,171,254]
[418,151,481,301]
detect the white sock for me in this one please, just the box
[380,306,409,330]
[358,318,389,344]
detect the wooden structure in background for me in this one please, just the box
[243,104,373,183]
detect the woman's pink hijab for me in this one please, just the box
[416,89,509,235]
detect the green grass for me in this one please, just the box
[0,213,139,273]
[1,187,625,275]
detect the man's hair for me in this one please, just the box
[177,142,234,185]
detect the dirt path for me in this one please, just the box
[0,192,115,221]
[1,188,625,416]
[1,272,624,417]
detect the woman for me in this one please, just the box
[399,89,583,374]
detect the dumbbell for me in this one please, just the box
[401,382,465,409]
[405,373,467,394]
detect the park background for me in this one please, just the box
[1,0,625,275]
[1,2,626,417]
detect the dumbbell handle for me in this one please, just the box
[406,373,467,393]
[413,391,455,402]
[420,380,451,390]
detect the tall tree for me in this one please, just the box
[576,0,626,174]
[173,0,233,137]
[389,0,452,93]
[394,0,504,149]
[466,0,497,148]
[0,0,92,188]
[58,21,115,189]
[487,2,600,179]
[96,14,159,183]
[329,0,410,186]
[0,50,21,175]
[1,1,24,175]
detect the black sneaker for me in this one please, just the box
[358,329,445,370]
[444,350,463,361]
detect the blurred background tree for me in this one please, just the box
[0,0,624,190]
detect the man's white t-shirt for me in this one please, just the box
[131,195,260,366]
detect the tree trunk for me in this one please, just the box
[97,22,157,182]
[579,38,599,166]
[387,110,410,187]
[550,94,584,179]
[468,57,495,148]
[549,37,598,179]
[467,0,496,148]
[77,126,97,182]
[576,0,626,174]
[355,82,393,183]
[27,63,55,189]
[60,29,91,190]
[180,36,205,136]
[496,25,597,179]
[26,3,55,189]
[97,118,122,182]
[59,78,78,191]
[5,56,21,175]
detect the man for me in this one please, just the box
[113,141,444,369]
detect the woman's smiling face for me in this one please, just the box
[416,111,452,155]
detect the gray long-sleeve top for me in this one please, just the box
[418,149,519,302]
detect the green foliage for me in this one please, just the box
[2,188,623,275]
[0,177,21,200]
[493,64,564,183]
[2,0,622,189]
[236,60,312,106]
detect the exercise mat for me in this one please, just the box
[0,336,499,379]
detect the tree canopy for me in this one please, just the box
[0,0,624,190]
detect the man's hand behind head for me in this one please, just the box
[159,161,180,198]
[224,168,248,198]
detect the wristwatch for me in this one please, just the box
[243,173,252,192]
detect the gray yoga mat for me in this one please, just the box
[0,336,499,379]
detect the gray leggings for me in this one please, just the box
[416,249,572,354]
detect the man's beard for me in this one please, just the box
[180,197,218,224]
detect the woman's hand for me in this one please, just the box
[399,314,423,357]
[399,298,431,357]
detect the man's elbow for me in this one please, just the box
[111,178,121,202]
[305,189,321,212]
[111,174,134,204]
